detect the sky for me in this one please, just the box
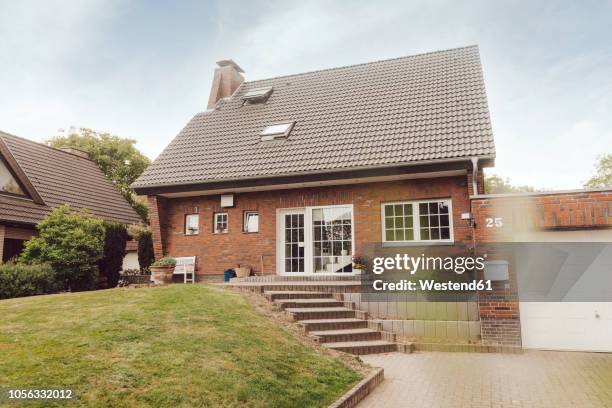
[0,0,610,190]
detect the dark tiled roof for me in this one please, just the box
[0,131,142,226]
[133,45,495,189]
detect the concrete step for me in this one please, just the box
[310,328,382,343]
[264,291,334,301]
[286,307,356,321]
[274,298,345,310]
[299,318,369,332]
[322,340,398,355]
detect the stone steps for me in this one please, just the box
[322,340,398,355]
[264,291,334,301]
[310,328,382,343]
[286,307,356,321]
[274,298,345,310]
[237,281,410,355]
[299,318,369,332]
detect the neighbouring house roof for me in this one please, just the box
[0,131,142,226]
[133,45,495,191]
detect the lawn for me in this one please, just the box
[0,285,361,407]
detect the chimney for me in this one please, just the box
[207,59,245,109]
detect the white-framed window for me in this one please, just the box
[214,212,228,233]
[381,199,453,243]
[244,211,259,233]
[184,214,199,235]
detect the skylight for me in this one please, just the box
[260,122,294,141]
[242,87,273,103]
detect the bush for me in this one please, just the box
[137,229,154,272]
[0,263,61,299]
[152,257,176,267]
[98,222,128,288]
[20,205,106,292]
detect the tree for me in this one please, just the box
[98,222,129,288]
[129,225,154,272]
[47,128,150,222]
[584,154,612,188]
[484,174,535,194]
[20,205,106,291]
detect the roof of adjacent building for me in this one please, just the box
[0,131,142,226]
[133,45,495,190]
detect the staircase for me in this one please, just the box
[264,289,400,355]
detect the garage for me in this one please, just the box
[517,230,612,352]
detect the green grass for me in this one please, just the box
[0,285,361,407]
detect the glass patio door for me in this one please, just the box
[280,210,305,273]
[312,206,353,273]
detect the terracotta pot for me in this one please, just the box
[151,265,174,284]
[235,266,251,278]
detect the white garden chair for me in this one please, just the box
[173,256,196,284]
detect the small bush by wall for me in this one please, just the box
[0,263,61,299]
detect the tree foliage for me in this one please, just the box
[98,222,129,288]
[484,174,535,194]
[20,205,106,292]
[47,127,150,222]
[584,154,612,188]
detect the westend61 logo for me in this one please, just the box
[369,254,492,292]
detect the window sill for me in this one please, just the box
[213,231,229,234]
[184,233,200,236]
[382,241,455,247]
[242,231,259,234]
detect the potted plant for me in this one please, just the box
[150,257,176,284]
[352,255,366,274]
[234,264,252,278]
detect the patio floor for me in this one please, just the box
[359,350,612,408]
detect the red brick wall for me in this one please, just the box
[472,190,612,242]
[148,176,473,278]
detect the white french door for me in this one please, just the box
[277,205,355,275]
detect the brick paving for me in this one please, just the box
[359,351,612,407]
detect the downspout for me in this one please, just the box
[470,156,479,196]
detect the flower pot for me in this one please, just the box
[235,266,251,278]
[151,265,174,284]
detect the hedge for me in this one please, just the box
[0,263,61,299]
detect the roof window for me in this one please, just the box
[243,87,273,103]
[260,122,294,141]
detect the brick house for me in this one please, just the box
[0,131,142,262]
[133,46,611,351]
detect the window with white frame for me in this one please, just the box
[214,212,228,233]
[382,200,452,242]
[184,214,199,235]
[244,211,259,233]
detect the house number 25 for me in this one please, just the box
[485,217,503,228]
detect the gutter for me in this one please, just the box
[133,154,496,193]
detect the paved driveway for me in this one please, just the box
[360,351,612,408]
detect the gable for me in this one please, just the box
[0,156,26,196]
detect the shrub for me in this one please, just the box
[20,205,106,292]
[130,225,154,272]
[0,263,61,299]
[98,222,128,288]
[152,257,176,267]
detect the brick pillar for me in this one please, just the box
[148,195,168,260]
